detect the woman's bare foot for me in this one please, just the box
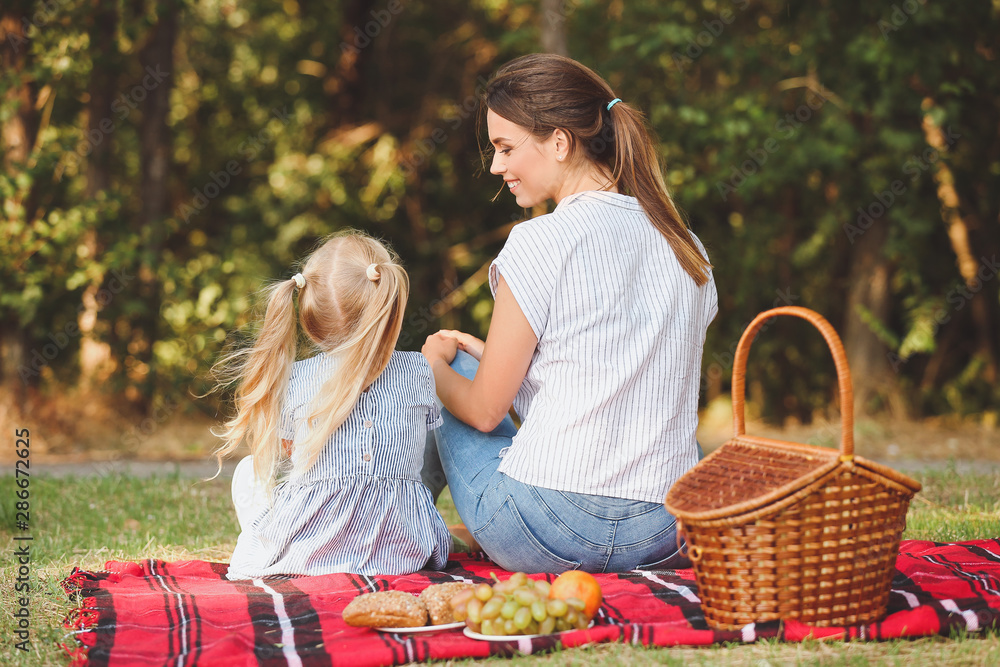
[448,523,482,553]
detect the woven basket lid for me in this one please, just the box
[665,435,843,521]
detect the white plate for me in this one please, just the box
[373,621,465,634]
[462,621,593,641]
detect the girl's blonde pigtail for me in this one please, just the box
[213,278,299,490]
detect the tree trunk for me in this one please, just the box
[326,0,376,127]
[130,0,178,413]
[0,330,27,410]
[0,8,37,166]
[540,0,572,56]
[1,5,38,395]
[540,0,569,56]
[842,215,906,417]
[77,0,119,391]
[920,105,999,383]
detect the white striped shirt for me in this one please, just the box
[488,190,718,503]
[226,350,451,579]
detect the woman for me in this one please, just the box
[421,53,718,573]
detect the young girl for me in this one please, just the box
[216,231,451,579]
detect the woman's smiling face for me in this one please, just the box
[487,109,561,208]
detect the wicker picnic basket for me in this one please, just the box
[664,306,921,629]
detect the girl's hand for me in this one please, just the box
[435,330,485,361]
[422,332,460,366]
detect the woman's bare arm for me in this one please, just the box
[422,275,536,432]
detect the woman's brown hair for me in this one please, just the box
[484,53,712,286]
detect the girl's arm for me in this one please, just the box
[435,330,485,361]
[422,274,537,432]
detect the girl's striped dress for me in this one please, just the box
[226,350,450,579]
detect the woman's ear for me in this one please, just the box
[551,128,573,161]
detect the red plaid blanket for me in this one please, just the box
[62,539,1000,666]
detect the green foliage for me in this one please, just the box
[578,0,1000,421]
[2,0,998,421]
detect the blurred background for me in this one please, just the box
[2,0,998,462]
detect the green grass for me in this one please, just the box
[1,467,998,666]
[905,466,1000,542]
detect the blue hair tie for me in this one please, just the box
[607,98,622,111]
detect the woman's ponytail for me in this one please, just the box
[607,102,712,286]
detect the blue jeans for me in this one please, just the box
[422,351,691,574]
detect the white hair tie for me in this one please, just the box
[292,273,305,289]
[366,263,381,282]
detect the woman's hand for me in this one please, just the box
[435,330,485,361]
[426,275,536,433]
[422,332,460,367]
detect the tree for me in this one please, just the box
[77,0,120,391]
[2,0,997,445]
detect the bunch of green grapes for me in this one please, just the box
[448,572,591,636]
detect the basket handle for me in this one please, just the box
[731,306,855,458]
